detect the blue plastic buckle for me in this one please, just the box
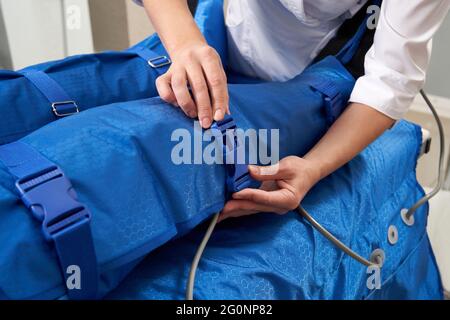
[51,101,79,118]
[324,92,343,124]
[212,116,254,194]
[15,166,91,241]
[148,56,172,68]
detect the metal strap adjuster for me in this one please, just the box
[51,101,79,117]
[148,56,172,68]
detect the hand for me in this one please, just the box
[219,156,322,222]
[156,42,229,128]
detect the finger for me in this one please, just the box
[156,74,177,106]
[171,69,197,118]
[260,180,279,192]
[186,64,212,128]
[218,211,254,223]
[247,163,290,181]
[219,200,275,222]
[201,50,229,121]
[232,188,298,212]
[218,207,255,223]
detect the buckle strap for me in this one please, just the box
[303,74,345,125]
[148,55,172,68]
[0,142,98,300]
[129,46,171,74]
[336,0,382,64]
[51,101,79,117]
[19,70,79,117]
[323,94,344,124]
[211,116,256,194]
[16,167,91,241]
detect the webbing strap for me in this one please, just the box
[129,46,171,75]
[302,74,345,125]
[0,142,98,300]
[19,70,79,117]
[336,0,382,64]
[211,115,256,195]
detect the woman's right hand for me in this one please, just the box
[156,42,229,128]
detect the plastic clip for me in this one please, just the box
[324,92,343,124]
[212,116,255,194]
[15,166,91,241]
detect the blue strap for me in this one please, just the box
[302,74,345,125]
[129,46,171,75]
[19,70,79,117]
[336,0,382,64]
[0,142,98,300]
[335,16,369,64]
[211,116,256,195]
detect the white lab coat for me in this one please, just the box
[136,0,450,119]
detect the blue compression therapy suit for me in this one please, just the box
[107,121,442,300]
[0,57,442,300]
[0,0,442,300]
[0,55,355,299]
[0,0,226,146]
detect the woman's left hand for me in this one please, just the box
[219,156,322,222]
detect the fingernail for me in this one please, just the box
[214,109,224,121]
[226,108,231,115]
[188,111,197,118]
[201,117,211,128]
[232,193,243,199]
[248,165,259,175]
[261,163,279,176]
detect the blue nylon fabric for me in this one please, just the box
[0,141,55,179]
[0,56,442,299]
[126,47,171,75]
[18,71,73,105]
[0,142,99,300]
[0,0,441,300]
[0,0,226,146]
[106,121,442,300]
[0,55,356,299]
[367,233,443,300]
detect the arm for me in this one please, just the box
[141,0,228,128]
[304,103,394,181]
[308,0,450,179]
[220,104,393,221]
[220,0,450,221]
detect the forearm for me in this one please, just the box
[305,103,395,181]
[142,0,206,55]
[141,0,228,128]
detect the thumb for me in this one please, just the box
[248,163,283,181]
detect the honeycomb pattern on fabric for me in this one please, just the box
[0,45,441,299]
[107,121,441,300]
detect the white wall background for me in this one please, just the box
[0,0,93,70]
[425,15,450,99]
[0,0,66,69]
